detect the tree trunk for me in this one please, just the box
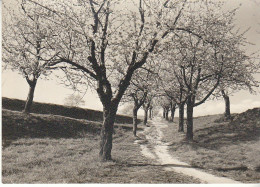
[186,97,194,141]
[163,108,165,118]
[99,106,117,160]
[23,80,37,113]
[165,109,169,121]
[149,107,152,119]
[221,90,231,119]
[178,103,184,132]
[143,108,149,126]
[133,107,138,136]
[170,104,176,122]
[224,96,231,119]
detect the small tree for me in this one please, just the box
[123,66,159,135]
[126,87,147,137]
[221,89,231,119]
[156,96,171,121]
[2,2,59,113]
[148,105,153,119]
[143,95,153,125]
[64,94,85,107]
[169,100,177,122]
[215,56,259,120]
[158,65,187,131]
[120,104,134,116]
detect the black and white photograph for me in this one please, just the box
[1,0,260,184]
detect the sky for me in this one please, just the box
[1,0,260,117]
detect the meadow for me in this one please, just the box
[161,109,260,183]
[2,98,198,183]
[2,97,259,183]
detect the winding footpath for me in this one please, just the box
[134,118,241,184]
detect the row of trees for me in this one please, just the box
[3,0,259,160]
[157,29,258,139]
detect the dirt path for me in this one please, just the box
[134,118,242,184]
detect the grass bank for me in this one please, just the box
[2,97,139,124]
[161,111,260,183]
[2,109,199,183]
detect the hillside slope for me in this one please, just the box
[231,108,260,128]
[1,110,198,183]
[2,109,135,148]
[2,97,138,124]
[161,108,260,183]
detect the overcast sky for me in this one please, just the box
[1,0,260,116]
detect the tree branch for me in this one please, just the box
[194,72,222,107]
[60,58,98,80]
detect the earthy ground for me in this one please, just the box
[2,99,259,183]
[135,118,241,183]
[161,113,260,183]
[2,109,199,183]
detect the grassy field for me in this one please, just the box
[2,109,199,183]
[161,110,260,183]
[3,97,259,183]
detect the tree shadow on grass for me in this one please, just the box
[113,159,200,169]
